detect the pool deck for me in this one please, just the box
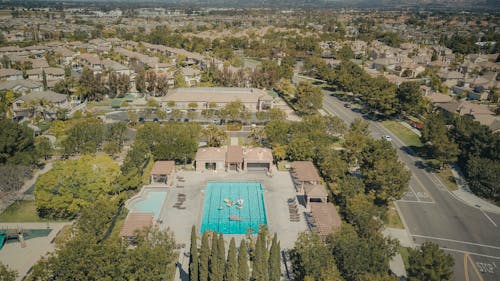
[0,222,71,281]
[157,170,308,250]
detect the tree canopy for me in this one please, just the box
[35,154,120,218]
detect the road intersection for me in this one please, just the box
[322,92,500,281]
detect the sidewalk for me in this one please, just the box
[382,228,410,279]
[449,166,500,215]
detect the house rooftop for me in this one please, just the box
[18,91,67,103]
[292,161,321,182]
[164,87,271,103]
[243,147,273,163]
[195,147,226,161]
[226,145,243,163]
[310,203,341,236]
[150,161,175,175]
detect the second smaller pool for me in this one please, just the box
[129,190,167,220]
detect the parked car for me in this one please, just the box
[344,103,351,108]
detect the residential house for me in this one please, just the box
[0,79,43,94]
[12,90,69,119]
[54,47,77,65]
[181,67,201,86]
[0,69,23,80]
[27,67,64,82]
[101,59,131,75]
[78,53,103,71]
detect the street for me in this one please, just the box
[322,92,500,281]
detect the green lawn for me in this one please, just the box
[384,201,404,229]
[399,246,411,269]
[436,168,458,191]
[0,200,51,222]
[382,121,423,147]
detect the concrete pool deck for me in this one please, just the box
[156,170,308,249]
[0,222,71,281]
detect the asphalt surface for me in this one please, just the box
[322,92,500,281]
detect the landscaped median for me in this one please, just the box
[382,121,460,191]
[381,120,423,148]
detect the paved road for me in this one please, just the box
[322,92,500,281]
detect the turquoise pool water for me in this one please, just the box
[201,182,267,234]
[130,191,167,220]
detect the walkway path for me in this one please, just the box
[450,166,500,215]
[0,161,53,214]
[397,120,499,214]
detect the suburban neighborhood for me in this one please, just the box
[0,1,498,281]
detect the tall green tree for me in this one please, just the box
[189,226,199,281]
[0,262,17,281]
[287,137,315,161]
[210,232,223,281]
[252,229,269,281]
[218,233,226,275]
[201,124,227,147]
[361,139,411,203]
[0,119,37,165]
[224,238,238,281]
[199,231,210,281]
[238,240,249,281]
[421,113,460,167]
[465,156,499,203]
[294,82,323,115]
[268,234,281,281]
[35,154,120,218]
[290,233,342,281]
[396,82,426,115]
[42,69,47,90]
[407,242,454,281]
[330,225,398,281]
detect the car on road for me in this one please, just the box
[344,103,351,108]
[382,135,392,142]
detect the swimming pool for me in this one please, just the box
[201,182,267,234]
[129,190,167,220]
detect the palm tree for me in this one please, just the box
[201,124,227,147]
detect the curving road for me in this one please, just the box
[322,92,500,281]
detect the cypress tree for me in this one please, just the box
[189,226,199,281]
[218,233,226,267]
[268,234,281,281]
[224,238,238,281]
[238,240,249,281]
[199,231,210,281]
[42,69,47,90]
[253,230,269,281]
[210,232,224,281]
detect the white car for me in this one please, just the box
[383,135,392,142]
